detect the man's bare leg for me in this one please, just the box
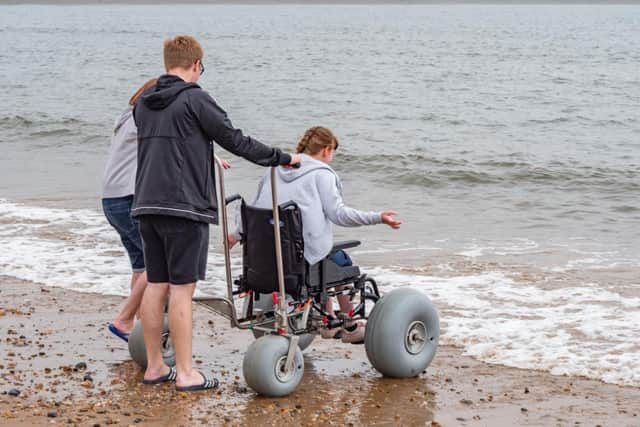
[111,271,148,334]
[140,282,170,381]
[169,283,205,388]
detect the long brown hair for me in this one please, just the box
[128,78,158,106]
[295,126,339,155]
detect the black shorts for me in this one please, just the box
[138,215,209,285]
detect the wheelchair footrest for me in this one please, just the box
[194,296,235,319]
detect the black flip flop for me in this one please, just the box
[142,366,177,385]
[175,371,219,392]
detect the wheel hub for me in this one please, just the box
[161,332,173,354]
[274,356,296,383]
[405,321,427,355]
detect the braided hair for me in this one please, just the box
[295,126,339,154]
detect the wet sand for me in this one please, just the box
[1,276,638,426]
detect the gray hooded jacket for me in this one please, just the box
[101,108,137,198]
[235,154,382,264]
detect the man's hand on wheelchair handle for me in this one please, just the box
[381,211,402,229]
[282,153,302,170]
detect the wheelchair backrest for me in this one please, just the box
[241,200,306,298]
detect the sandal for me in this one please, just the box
[175,371,219,392]
[341,320,366,344]
[320,326,343,339]
[142,366,177,385]
[108,323,130,343]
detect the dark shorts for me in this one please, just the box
[138,215,209,285]
[102,196,145,272]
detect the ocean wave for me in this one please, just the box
[29,128,78,138]
[0,114,83,130]
[611,205,640,213]
[523,117,572,126]
[336,153,640,190]
[0,114,102,148]
[0,115,34,128]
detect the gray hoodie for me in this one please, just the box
[101,108,137,198]
[234,154,382,264]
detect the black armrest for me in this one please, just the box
[279,200,298,210]
[330,240,361,253]
[225,194,242,205]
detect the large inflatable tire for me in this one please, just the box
[365,288,439,378]
[244,294,315,351]
[128,315,176,369]
[242,335,304,397]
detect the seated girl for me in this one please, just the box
[229,126,401,343]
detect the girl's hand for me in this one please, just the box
[381,211,402,229]
[214,155,232,169]
[227,233,238,249]
[220,158,231,169]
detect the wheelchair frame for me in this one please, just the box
[193,156,380,376]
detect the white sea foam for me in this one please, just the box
[0,199,240,297]
[364,266,640,387]
[352,244,441,255]
[457,238,541,258]
[1,199,639,387]
[546,248,640,272]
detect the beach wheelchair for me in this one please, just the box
[128,159,440,396]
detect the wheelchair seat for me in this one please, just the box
[237,200,361,300]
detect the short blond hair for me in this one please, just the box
[163,35,203,71]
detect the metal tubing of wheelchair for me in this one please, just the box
[214,155,235,327]
[270,167,288,332]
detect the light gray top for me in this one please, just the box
[101,108,137,198]
[234,154,382,264]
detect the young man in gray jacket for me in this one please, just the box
[133,35,300,391]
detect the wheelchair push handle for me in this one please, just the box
[210,153,294,333]
[270,167,289,331]
[213,155,235,316]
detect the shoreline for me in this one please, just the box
[1,1,638,5]
[1,276,638,426]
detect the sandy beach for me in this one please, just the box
[0,276,637,426]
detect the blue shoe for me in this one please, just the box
[108,323,130,343]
